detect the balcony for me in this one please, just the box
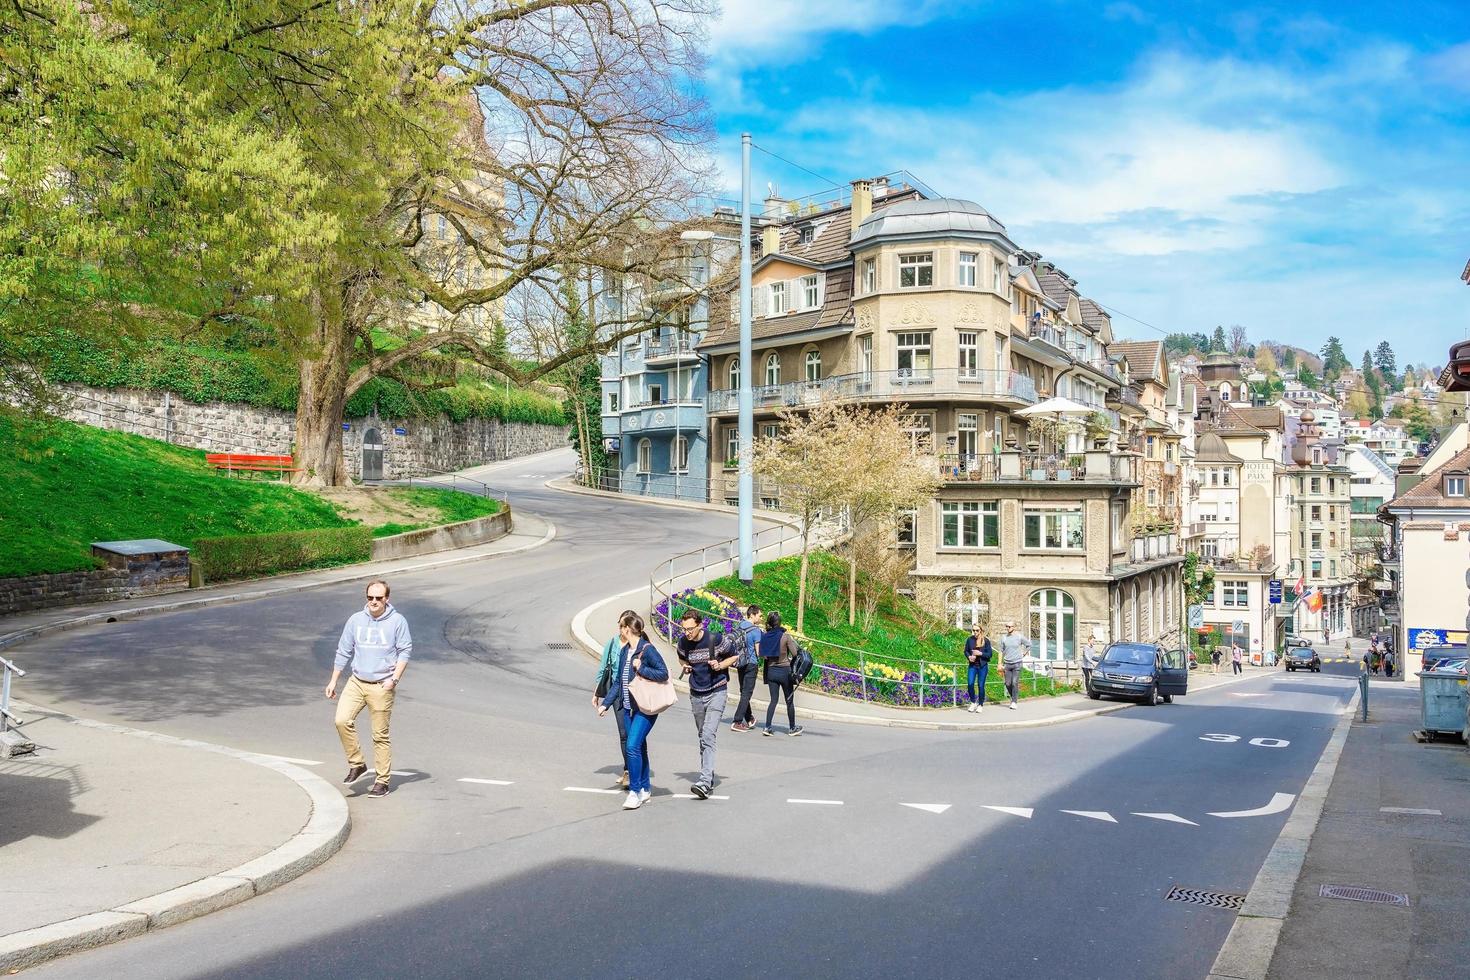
[1082,357,1120,381]
[936,450,1139,485]
[643,335,698,364]
[1107,386,1144,414]
[1130,531,1181,563]
[1027,321,1068,351]
[706,368,1038,415]
[621,400,704,433]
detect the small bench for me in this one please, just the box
[206,453,301,478]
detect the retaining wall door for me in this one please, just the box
[362,428,384,481]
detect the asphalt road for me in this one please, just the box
[18,450,1359,980]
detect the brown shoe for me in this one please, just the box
[368,781,389,798]
[618,770,630,788]
[343,764,368,784]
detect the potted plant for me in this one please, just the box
[1085,411,1111,448]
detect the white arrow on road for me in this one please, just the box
[1061,810,1117,823]
[1132,812,1198,825]
[983,806,1033,819]
[1209,792,1296,819]
[1229,693,1271,698]
[901,803,952,815]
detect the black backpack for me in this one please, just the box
[790,644,815,684]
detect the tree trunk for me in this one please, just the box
[571,390,592,484]
[796,528,811,634]
[848,548,858,626]
[293,301,353,487]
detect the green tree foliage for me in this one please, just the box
[1282,347,1297,370]
[1211,325,1227,352]
[1296,365,1320,390]
[1164,333,1197,356]
[1374,341,1398,388]
[1390,399,1436,442]
[1319,336,1350,380]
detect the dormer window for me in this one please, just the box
[797,225,815,244]
[1448,474,1467,497]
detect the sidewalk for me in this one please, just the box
[1265,677,1470,979]
[0,706,346,973]
[0,511,554,655]
[571,588,1265,731]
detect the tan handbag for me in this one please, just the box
[628,663,678,715]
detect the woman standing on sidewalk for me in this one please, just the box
[759,611,802,736]
[597,612,669,810]
[592,610,639,789]
[1231,643,1243,675]
[964,624,993,713]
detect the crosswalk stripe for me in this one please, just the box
[787,798,843,806]
[672,793,731,800]
[983,805,1034,819]
[458,778,514,786]
[564,786,622,795]
[1132,812,1198,825]
[901,803,952,814]
[1061,810,1117,823]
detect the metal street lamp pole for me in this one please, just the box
[737,133,754,582]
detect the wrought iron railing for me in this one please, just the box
[706,368,1039,414]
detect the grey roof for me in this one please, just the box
[1195,432,1242,463]
[849,198,1014,249]
[1036,268,1075,309]
[1078,298,1110,333]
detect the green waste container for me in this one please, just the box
[1418,670,1469,736]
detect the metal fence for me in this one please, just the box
[388,467,509,505]
[2,655,26,734]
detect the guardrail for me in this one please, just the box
[393,468,509,505]
[1,655,26,733]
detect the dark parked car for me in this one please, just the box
[1284,648,1321,672]
[1087,642,1189,705]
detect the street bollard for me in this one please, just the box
[1359,671,1369,721]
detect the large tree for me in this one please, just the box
[1374,341,1398,387]
[1211,325,1227,352]
[1227,324,1248,354]
[1319,336,1349,380]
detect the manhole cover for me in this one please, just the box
[1165,885,1245,909]
[545,642,575,650]
[1320,885,1409,906]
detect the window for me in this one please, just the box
[769,281,788,315]
[801,274,819,309]
[761,496,780,510]
[436,214,447,239]
[607,391,619,413]
[797,225,815,244]
[1310,477,1321,493]
[896,332,933,374]
[1209,469,1219,487]
[1312,447,1323,465]
[636,438,652,474]
[862,258,876,294]
[1311,504,1321,522]
[941,501,999,548]
[727,358,740,390]
[762,423,779,441]
[1311,559,1322,578]
[672,436,689,474]
[958,252,977,287]
[1029,589,1076,661]
[647,383,663,404]
[764,352,780,385]
[1146,488,1157,506]
[993,258,1006,292]
[956,413,979,458]
[1311,531,1322,549]
[725,427,739,465]
[896,510,917,548]
[945,585,991,629]
[903,413,934,453]
[958,332,979,378]
[805,349,822,382]
[859,335,873,380]
[898,252,933,288]
[1222,468,1233,486]
[1023,508,1084,549]
[1222,580,1248,607]
[1330,559,1337,577]
[1448,475,1467,497]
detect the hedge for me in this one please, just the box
[194,526,374,582]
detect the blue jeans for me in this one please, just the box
[967,663,989,703]
[624,709,657,793]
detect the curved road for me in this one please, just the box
[19,450,1356,979]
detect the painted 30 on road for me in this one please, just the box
[1199,733,1291,747]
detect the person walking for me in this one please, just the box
[676,611,739,799]
[999,621,1031,710]
[1078,634,1098,697]
[1383,649,1395,677]
[327,579,412,799]
[593,609,640,789]
[759,610,802,736]
[597,612,668,810]
[1231,643,1243,676]
[730,605,763,732]
[1344,636,1352,663]
[1211,646,1222,674]
[964,624,993,712]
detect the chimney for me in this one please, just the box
[850,179,873,235]
[762,220,780,257]
[762,186,785,220]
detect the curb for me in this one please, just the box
[1206,685,1361,980]
[0,518,557,656]
[0,706,352,974]
[569,589,1265,731]
[546,476,801,521]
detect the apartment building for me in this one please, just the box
[700,182,1183,659]
[1282,410,1355,639]
[1110,341,1184,531]
[1340,443,1395,636]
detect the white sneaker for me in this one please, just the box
[638,788,651,802]
[623,791,642,810]
[976,703,983,713]
[967,703,976,713]
[1008,702,1018,710]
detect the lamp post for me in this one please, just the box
[681,132,754,582]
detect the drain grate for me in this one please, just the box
[1320,885,1409,906]
[1165,885,1245,910]
[546,642,575,650]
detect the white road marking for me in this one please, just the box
[389,770,419,777]
[901,803,952,814]
[258,754,323,766]
[787,798,843,806]
[1209,793,1296,819]
[1380,807,1442,816]
[565,786,622,795]
[672,793,731,800]
[983,806,1034,819]
[1132,812,1198,825]
[458,778,514,786]
[1230,693,1271,698]
[1061,810,1117,823]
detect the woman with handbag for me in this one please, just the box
[592,610,639,789]
[759,610,803,737]
[597,611,671,810]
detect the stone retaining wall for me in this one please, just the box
[369,508,513,561]
[57,384,567,480]
[0,568,131,615]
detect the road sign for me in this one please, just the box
[1232,620,1245,634]
[341,423,351,431]
[393,426,407,436]
[1188,605,1203,628]
[1268,579,1283,604]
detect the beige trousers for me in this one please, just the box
[335,676,395,781]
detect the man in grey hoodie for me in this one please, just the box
[999,620,1031,710]
[326,579,412,797]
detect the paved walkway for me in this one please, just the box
[1267,673,1470,979]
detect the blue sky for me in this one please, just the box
[701,0,1470,369]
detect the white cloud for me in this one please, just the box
[708,0,954,60]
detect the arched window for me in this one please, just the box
[944,585,990,630]
[1029,589,1076,661]
[805,349,822,382]
[728,358,740,390]
[1220,383,1233,403]
[765,352,781,386]
[636,438,652,474]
